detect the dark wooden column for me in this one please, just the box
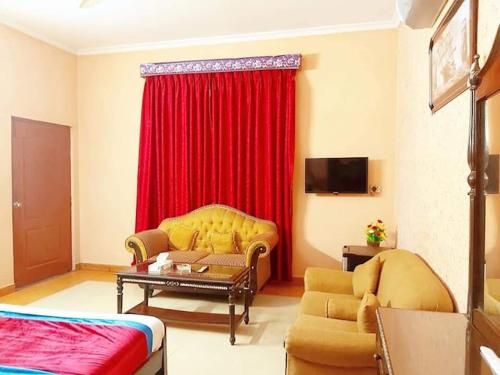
[467,54,488,317]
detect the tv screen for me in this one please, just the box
[305,157,368,194]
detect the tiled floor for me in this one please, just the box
[0,270,304,305]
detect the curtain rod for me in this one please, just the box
[140,54,301,77]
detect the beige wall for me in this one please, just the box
[1,0,498,315]
[486,93,500,278]
[0,24,77,288]
[483,0,500,278]
[395,0,500,312]
[77,30,398,274]
[7,0,496,307]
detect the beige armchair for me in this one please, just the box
[285,250,455,375]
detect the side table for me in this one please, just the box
[374,307,492,375]
[342,245,393,271]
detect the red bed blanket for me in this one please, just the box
[0,310,153,375]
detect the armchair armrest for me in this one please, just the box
[244,231,279,266]
[125,229,169,263]
[304,267,354,294]
[285,325,376,368]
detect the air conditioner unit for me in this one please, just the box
[396,0,447,29]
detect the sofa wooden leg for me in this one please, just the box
[248,245,266,304]
[249,269,257,303]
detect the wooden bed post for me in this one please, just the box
[161,326,168,375]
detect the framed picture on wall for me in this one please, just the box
[429,0,477,113]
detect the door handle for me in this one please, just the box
[13,201,22,208]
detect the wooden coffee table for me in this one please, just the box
[116,262,250,345]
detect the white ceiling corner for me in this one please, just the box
[0,0,398,55]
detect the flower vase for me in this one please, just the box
[367,240,380,247]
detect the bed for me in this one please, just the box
[0,304,166,375]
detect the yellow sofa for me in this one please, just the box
[125,204,278,295]
[285,249,454,375]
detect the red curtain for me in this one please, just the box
[135,69,296,280]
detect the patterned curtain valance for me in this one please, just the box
[140,54,301,77]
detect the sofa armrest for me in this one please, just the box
[304,267,354,294]
[125,229,169,263]
[285,325,376,368]
[244,231,279,266]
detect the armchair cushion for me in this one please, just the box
[327,297,361,321]
[209,231,237,254]
[304,267,353,294]
[168,224,198,251]
[301,291,360,317]
[352,257,381,298]
[357,292,380,333]
[285,314,376,368]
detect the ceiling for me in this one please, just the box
[0,0,397,55]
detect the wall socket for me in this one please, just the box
[370,185,381,194]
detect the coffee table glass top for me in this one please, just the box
[117,260,248,284]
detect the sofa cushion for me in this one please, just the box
[209,231,237,254]
[167,250,210,264]
[376,250,454,312]
[301,291,360,317]
[326,297,361,321]
[357,292,380,333]
[168,224,198,251]
[197,253,245,267]
[352,257,381,298]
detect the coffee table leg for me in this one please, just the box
[144,284,149,307]
[229,292,236,345]
[117,277,123,314]
[244,280,250,324]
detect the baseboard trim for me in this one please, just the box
[75,263,128,273]
[0,284,16,297]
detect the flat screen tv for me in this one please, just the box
[305,157,368,194]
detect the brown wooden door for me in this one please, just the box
[12,117,72,287]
